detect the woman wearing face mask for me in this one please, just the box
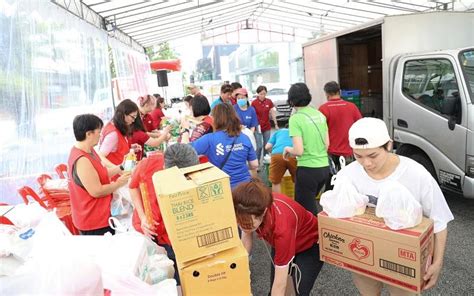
[233,88,259,132]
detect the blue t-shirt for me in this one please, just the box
[191,130,257,188]
[210,97,228,110]
[268,128,293,154]
[234,105,259,129]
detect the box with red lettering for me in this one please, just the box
[318,208,434,293]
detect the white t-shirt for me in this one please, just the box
[338,155,454,233]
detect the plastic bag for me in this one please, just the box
[111,185,133,217]
[376,181,423,230]
[241,127,257,151]
[320,175,369,218]
[3,203,48,228]
[43,178,69,192]
[4,242,104,295]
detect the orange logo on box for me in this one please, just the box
[398,248,416,261]
[349,238,370,260]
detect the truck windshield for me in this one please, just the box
[460,49,474,104]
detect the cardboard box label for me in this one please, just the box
[153,164,240,263]
[321,228,374,266]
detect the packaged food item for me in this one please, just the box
[123,149,137,172]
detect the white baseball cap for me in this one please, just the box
[349,117,391,149]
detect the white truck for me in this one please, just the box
[303,12,474,198]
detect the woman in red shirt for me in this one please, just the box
[130,116,171,160]
[138,94,158,132]
[68,114,130,235]
[233,179,324,296]
[98,99,140,170]
[150,94,166,129]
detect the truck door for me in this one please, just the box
[392,54,467,192]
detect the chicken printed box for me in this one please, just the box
[153,163,240,263]
[318,208,434,293]
[178,244,251,296]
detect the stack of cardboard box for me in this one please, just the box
[153,163,251,296]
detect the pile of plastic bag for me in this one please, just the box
[320,176,423,230]
[0,206,177,295]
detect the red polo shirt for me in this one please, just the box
[130,154,170,245]
[256,193,318,266]
[150,108,165,129]
[251,98,274,132]
[319,97,362,156]
[130,130,150,160]
[142,113,155,132]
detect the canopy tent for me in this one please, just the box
[53,0,473,48]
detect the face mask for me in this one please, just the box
[237,98,247,107]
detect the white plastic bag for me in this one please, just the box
[3,203,48,228]
[111,185,133,217]
[320,175,369,218]
[241,127,257,151]
[43,178,69,192]
[376,181,423,230]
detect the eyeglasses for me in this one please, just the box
[128,114,138,120]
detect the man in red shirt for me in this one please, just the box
[319,81,362,174]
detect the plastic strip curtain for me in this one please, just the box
[0,0,111,204]
[108,37,153,105]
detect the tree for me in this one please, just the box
[196,58,213,81]
[146,42,179,61]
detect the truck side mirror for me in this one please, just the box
[441,92,461,130]
[440,93,459,115]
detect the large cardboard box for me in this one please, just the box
[318,208,434,293]
[179,244,251,296]
[153,163,240,263]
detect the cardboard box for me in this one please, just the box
[153,163,240,263]
[318,208,434,293]
[179,244,251,296]
[281,175,294,198]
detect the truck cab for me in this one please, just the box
[391,48,474,198]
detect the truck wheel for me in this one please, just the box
[409,153,437,182]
